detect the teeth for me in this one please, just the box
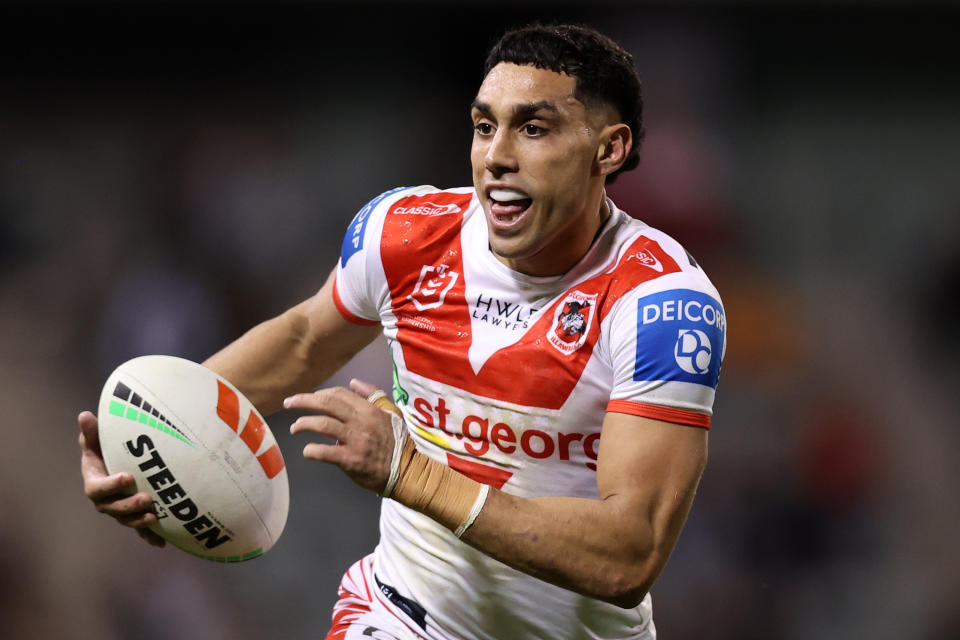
[490,188,529,203]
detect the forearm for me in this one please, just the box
[459,490,675,608]
[385,414,705,608]
[204,302,319,415]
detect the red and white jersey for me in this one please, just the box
[332,185,726,640]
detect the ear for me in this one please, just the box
[595,123,632,178]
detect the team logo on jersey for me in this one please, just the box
[408,264,459,311]
[634,289,725,388]
[547,291,598,355]
[626,249,664,272]
[393,202,462,216]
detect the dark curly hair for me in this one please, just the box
[484,24,644,184]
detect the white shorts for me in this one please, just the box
[325,553,657,640]
[325,555,427,640]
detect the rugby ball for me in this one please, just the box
[97,355,289,562]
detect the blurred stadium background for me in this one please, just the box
[2,1,958,638]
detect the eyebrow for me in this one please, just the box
[470,100,560,121]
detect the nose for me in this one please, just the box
[484,129,518,178]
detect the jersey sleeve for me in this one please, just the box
[333,186,414,325]
[605,270,727,429]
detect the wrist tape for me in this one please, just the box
[368,390,489,538]
[367,390,408,498]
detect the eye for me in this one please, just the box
[474,122,494,136]
[523,123,546,136]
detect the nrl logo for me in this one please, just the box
[547,291,598,355]
[408,264,459,311]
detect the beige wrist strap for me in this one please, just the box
[368,390,489,537]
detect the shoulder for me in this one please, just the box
[600,211,726,347]
[377,186,477,256]
[601,212,722,311]
[339,186,476,269]
[602,215,726,376]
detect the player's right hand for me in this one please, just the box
[78,411,166,547]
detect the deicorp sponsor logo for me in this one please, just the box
[634,289,725,388]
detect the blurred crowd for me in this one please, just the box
[1,3,958,639]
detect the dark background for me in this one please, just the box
[2,2,959,639]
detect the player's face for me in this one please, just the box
[471,63,613,276]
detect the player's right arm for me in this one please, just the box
[202,269,383,415]
[78,268,383,543]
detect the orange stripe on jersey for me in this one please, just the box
[332,276,379,326]
[215,380,239,432]
[239,410,266,453]
[380,196,682,409]
[607,399,711,429]
[257,443,286,479]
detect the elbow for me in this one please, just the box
[593,562,657,609]
[601,582,650,610]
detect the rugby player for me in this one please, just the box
[80,24,726,639]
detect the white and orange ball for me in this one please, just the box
[97,355,289,561]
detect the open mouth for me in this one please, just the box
[487,188,533,228]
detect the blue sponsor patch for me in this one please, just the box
[634,289,725,389]
[340,187,409,268]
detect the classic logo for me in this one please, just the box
[674,329,712,375]
[408,264,459,311]
[627,249,664,272]
[394,201,462,216]
[547,291,598,354]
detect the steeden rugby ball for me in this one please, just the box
[97,355,289,562]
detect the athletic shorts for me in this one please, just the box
[325,555,427,640]
[325,554,657,640]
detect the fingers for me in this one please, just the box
[78,410,166,548]
[83,468,136,502]
[80,439,111,483]
[79,409,142,509]
[349,378,380,399]
[78,411,102,457]
[283,386,366,421]
[92,491,156,523]
[301,442,347,465]
[289,414,349,441]
[117,508,159,528]
[93,490,153,517]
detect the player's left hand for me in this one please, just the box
[285,379,396,494]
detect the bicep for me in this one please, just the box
[596,412,708,578]
[299,269,383,373]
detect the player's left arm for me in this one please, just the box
[287,381,706,609]
[459,411,706,608]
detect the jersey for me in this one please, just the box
[332,185,726,640]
